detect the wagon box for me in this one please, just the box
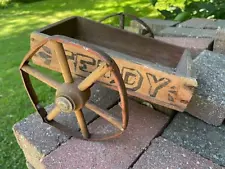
[19,15,198,139]
[29,16,197,112]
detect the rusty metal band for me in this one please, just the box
[20,38,49,119]
[20,36,129,141]
[99,12,154,38]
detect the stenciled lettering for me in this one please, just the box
[76,54,97,73]
[37,46,52,65]
[36,47,177,103]
[122,67,143,91]
[146,73,171,97]
[65,50,75,60]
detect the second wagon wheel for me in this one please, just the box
[19,36,129,140]
[99,12,154,38]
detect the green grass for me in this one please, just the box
[0,0,187,168]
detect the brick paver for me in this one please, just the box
[214,29,225,55]
[13,83,119,169]
[178,18,215,29]
[155,36,213,57]
[133,137,222,169]
[159,27,216,38]
[178,18,225,29]
[187,50,225,126]
[216,20,225,29]
[162,113,225,167]
[42,100,170,169]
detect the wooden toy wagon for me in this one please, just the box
[19,13,197,140]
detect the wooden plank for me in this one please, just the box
[175,49,196,78]
[29,33,197,112]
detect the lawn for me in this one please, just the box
[0,0,186,168]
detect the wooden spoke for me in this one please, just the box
[46,106,61,121]
[75,109,90,139]
[85,101,124,131]
[21,65,60,89]
[51,41,73,83]
[78,62,110,91]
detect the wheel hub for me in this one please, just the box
[55,96,74,112]
[55,82,91,112]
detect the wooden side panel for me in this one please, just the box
[30,34,197,112]
[175,49,196,78]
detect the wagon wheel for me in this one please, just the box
[99,12,154,38]
[19,36,129,140]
